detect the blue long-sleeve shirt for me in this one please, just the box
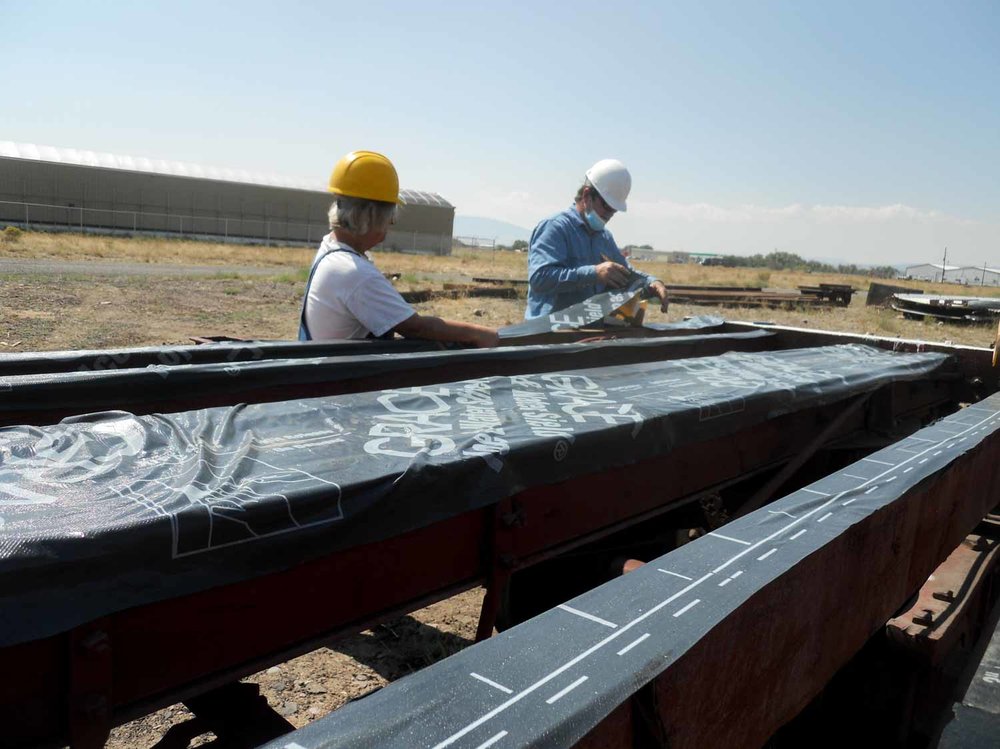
[525,206,658,319]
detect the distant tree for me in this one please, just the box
[511,239,528,251]
[705,251,896,278]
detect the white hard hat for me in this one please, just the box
[585,159,631,213]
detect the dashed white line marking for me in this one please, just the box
[919,458,929,464]
[470,673,513,694]
[865,486,878,495]
[842,473,869,481]
[769,510,797,519]
[546,676,588,704]
[431,407,1000,749]
[474,731,508,749]
[842,498,859,506]
[817,512,833,523]
[800,488,830,496]
[886,475,897,482]
[757,548,778,560]
[958,437,967,442]
[710,532,751,546]
[616,633,650,656]
[657,569,692,581]
[863,457,895,466]
[934,451,943,456]
[790,529,808,540]
[903,466,914,473]
[673,599,701,617]
[718,570,743,587]
[558,604,617,629]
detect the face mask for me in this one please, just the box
[584,207,606,232]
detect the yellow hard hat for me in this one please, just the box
[328,150,402,204]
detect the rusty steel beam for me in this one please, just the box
[886,531,1000,664]
[588,417,1000,748]
[0,395,890,748]
[0,331,771,428]
[257,397,1000,749]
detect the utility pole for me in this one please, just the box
[983,260,988,287]
[941,247,948,283]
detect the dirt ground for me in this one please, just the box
[2,231,999,352]
[2,230,998,747]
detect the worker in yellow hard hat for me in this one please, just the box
[299,151,498,347]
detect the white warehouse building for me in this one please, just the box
[945,266,1000,287]
[903,263,960,282]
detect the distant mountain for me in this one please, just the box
[453,215,531,246]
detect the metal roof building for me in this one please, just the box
[903,263,961,282]
[0,142,455,253]
[945,265,1000,287]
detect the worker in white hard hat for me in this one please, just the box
[300,150,498,347]
[525,159,669,319]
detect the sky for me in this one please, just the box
[2,0,998,266]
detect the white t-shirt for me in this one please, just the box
[302,236,415,340]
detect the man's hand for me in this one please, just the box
[595,260,631,289]
[648,280,670,313]
[474,329,500,348]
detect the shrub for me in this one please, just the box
[2,226,22,243]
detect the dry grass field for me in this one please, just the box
[3,229,999,352]
[2,229,998,747]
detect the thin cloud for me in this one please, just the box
[631,200,978,226]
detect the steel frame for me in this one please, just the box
[575,426,1000,748]
[1,384,951,748]
[0,326,990,747]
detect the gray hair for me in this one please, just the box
[328,196,398,234]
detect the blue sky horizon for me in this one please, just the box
[2,1,997,266]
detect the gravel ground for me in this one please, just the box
[105,589,485,748]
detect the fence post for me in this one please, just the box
[25,203,29,229]
[224,218,228,241]
[80,207,84,231]
[267,220,271,243]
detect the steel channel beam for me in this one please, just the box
[0,394,890,748]
[724,321,999,400]
[0,333,771,427]
[585,418,1000,747]
[254,398,1000,749]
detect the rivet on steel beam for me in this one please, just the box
[622,559,645,574]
